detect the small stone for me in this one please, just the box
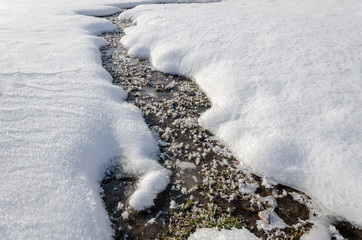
[258,210,271,224]
[117,202,124,211]
[146,218,156,225]
[121,211,129,220]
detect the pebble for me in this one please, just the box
[259,210,271,224]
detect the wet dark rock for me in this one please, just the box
[334,221,362,240]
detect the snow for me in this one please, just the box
[301,220,331,240]
[128,167,171,210]
[0,0,219,238]
[188,227,260,240]
[2,0,362,238]
[300,216,348,240]
[120,0,362,227]
[170,200,178,209]
[121,211,129,220]
[128,44,151,59]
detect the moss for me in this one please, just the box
[167,202,248,239]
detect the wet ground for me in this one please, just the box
[99,11,361,240]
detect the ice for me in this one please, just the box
[0,0,218,238]
[120,0,362,226]
[188,227,260,240]
[177,161,197,170]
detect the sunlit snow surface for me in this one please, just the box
[120,0,362,227]
[0,0,220,238]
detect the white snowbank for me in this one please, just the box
[188,228,260,240]
[0,0,219,238]
[301,220,331,240]
[120,0,362,226]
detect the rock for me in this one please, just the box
[258,210,271,224]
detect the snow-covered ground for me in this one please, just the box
[0,0,218,238]
[120,0,362,228]
[1,0,361,238]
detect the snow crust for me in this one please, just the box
[188,228,260,240]
[120,0,362,226]
[0,0,220,238]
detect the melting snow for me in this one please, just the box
[120,0,362,227]
[0,0,217,238]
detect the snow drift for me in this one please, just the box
[120,0,362,226]
[0,0,218,238]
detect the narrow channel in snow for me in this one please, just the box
[0,0,217,238]
[120,0,362,227]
